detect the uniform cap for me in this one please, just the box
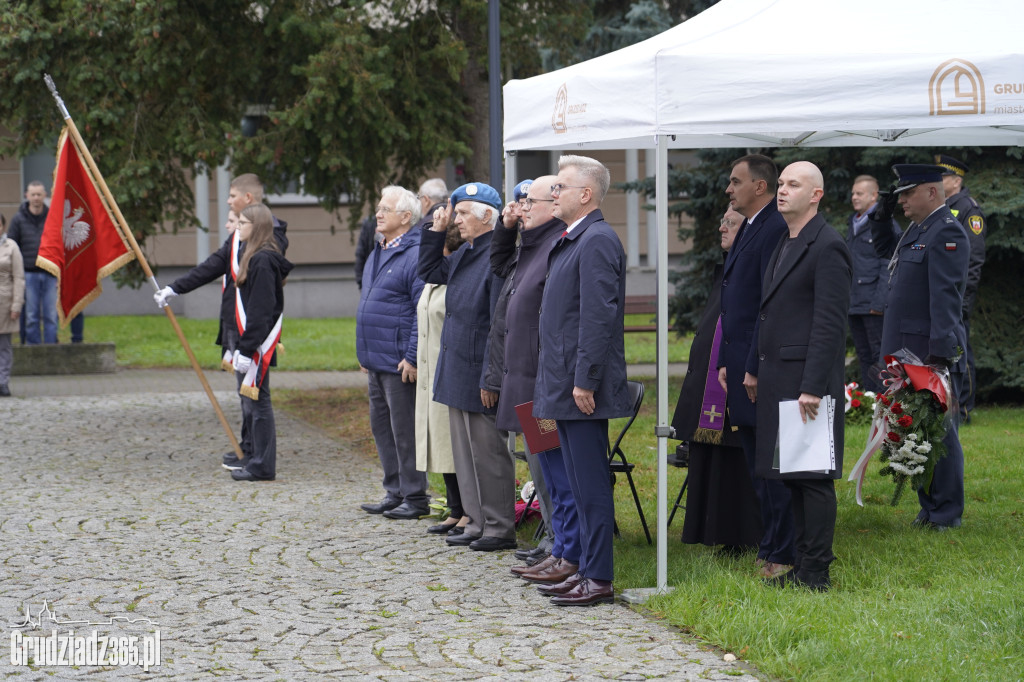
[891,164,946,194]
[934,154,969,177]
[513,179,533,202]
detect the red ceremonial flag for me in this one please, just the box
[36,127,134,325]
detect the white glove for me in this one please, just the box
[154,286,177,308]
[232,350,252,374]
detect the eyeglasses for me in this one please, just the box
[376,205,404,215]
[521,198,554,210]
[550,184,588,196]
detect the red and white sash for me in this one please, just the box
[234,260,282,400]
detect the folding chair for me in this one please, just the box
[608,380,652,545]
[667,441,690,527]
[510,432,544,539]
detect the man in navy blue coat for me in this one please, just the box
[716,154,795,580]
[419,182,516,552]
[533,155,632,606]
[870,164,968,530]
[847,175,901,393]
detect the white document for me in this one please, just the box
[777,395,835,474]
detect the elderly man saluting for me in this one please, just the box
[533,155,631,606]
[419,183,516,552]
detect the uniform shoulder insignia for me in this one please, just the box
[968,215,984,235]
[950,208,960,217]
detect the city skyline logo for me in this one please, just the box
[929,58,986,116]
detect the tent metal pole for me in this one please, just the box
[504,151,517,202]
[654,134,671,593]
[624,135,673,605]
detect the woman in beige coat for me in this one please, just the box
[415,225,467,535]
[0,213,26,396]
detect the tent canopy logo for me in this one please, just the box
[929,59,985,116]
[552,83,568,133]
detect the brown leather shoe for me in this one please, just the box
[511,554,555,576]
[549,578,614,606]
[537,572,583,596]
[521,558,580,584]
[759,561,793,579]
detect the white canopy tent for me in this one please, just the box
[502,0,1024,596]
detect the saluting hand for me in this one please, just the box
[432,201,453,232]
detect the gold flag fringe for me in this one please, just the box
[239,385,260,400]
[692,427,723,445]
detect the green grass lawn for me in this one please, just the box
[607,377,1024,681]
[74,315,687,369]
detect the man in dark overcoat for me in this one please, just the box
[533,155,632,606]
[716,154,795,580]
[755,162,852,591]
[870,164,969,530]
[419,182,516,552]
[489,176,581,585]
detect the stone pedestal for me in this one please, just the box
[12,343,117,376]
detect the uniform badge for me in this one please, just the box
[968,215,984,235]
[911,243,926,250]
[945,242,957,251]
[466,184,478,196]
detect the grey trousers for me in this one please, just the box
[450,408,515,540]
[367,370,428,506]
[521,436,555,551]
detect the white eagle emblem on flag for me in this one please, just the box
[61,198,91,250]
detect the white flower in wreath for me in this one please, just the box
[61,199,91,250]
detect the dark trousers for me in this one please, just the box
[849,313,884,392]
[537,446,581,564]
[557,419,614,582]
[958,318,976,417]
[442,472,464,519]
[367,370,428,506]
[738,426,795,565]
[236,370,276,479]
[919,371,965,526]
[783,478,837,577]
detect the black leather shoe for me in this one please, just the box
[231,469,274,482]
[0,384,10,397]
[514,546,547,561]
[447,525,466,536]
[383,502,430,520]
[360,499,402,514]
[469,536,517,552]
[446,533,481,547]
[427,521,459,534]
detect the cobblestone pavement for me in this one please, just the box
[0,372,756,681]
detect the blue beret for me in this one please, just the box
[892,164,946,194]
[513,179,533,202]
[450,182,502,210]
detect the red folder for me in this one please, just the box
[515,401,561,454]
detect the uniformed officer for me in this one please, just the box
[935,154,985,421]
[868,163,968,531]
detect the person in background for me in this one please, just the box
[672,208,762,552]
[936,154,985,422]
[8,181,55,345]
[847,175,901,393]
[0,212,25,396]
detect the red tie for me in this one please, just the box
[561,230,568,238]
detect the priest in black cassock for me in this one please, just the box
[671,208,762,551]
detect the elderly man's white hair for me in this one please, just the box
[380,185,422,223]
[417,178,448,204]
[466,201,498,227]
[558,154,611,201]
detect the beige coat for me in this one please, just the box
[415,283,455,473]
[0,236,25,335]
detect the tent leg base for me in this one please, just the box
[619,586,675,604]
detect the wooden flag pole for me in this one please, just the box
[44,75,244,460]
